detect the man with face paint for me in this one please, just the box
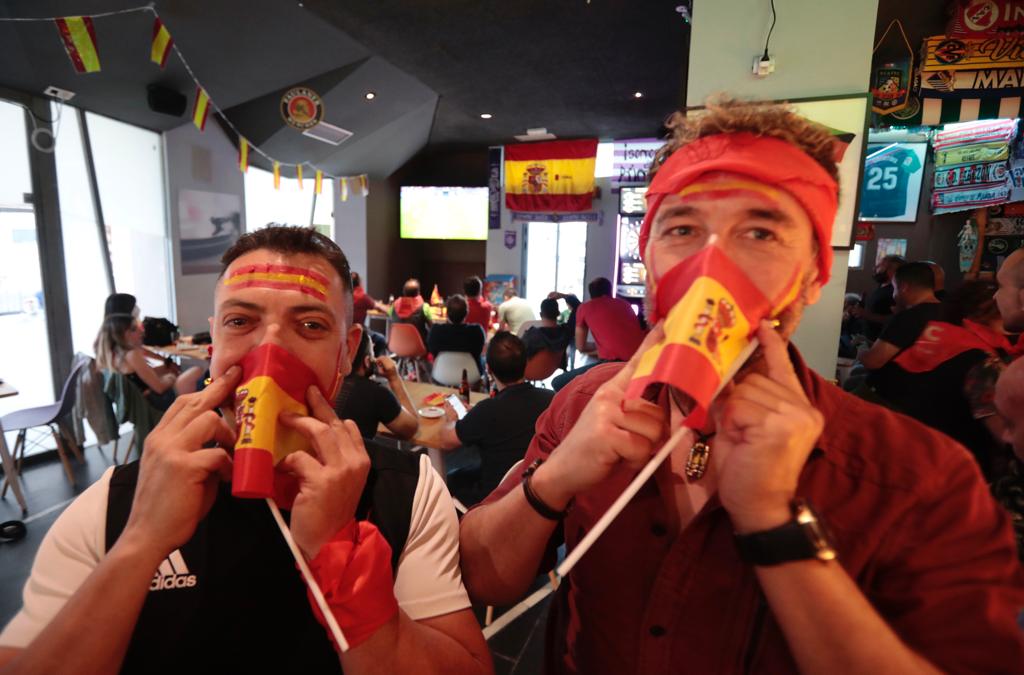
[0,227,492,674]
[459,99,1024,674]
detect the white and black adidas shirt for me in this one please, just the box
[0,454,470,648]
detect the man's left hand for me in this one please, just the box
[279,387,372,559]
[713,321,824,533]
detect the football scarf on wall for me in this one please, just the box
[504,139,598,212]
[934,161,1008,188]
[921,68,1024,95]
[934,142,1011,166]
[933,182,1011,213]
[947,0,1024,38]
[933,118,1018,149]
[923,34,1024,72]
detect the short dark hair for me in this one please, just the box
[943,280,999,326]
[464,276,482,297]
[487,331,527,383]
[351,271,362,288]
[894,262,934,291]
[403,278,421,297]
[589,277,613,298]
[881,254,906,268]
[220,226,351,294]
[540,298,560,320]
[446,294,468,324]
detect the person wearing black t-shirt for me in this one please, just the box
[427,295,486,367]
[437,332,554,504]
[335,331,419,440]
[863,254,905,341]
[863,262,943,395]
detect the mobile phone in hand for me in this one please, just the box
[445,394,468,420]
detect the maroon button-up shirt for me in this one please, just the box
[480,348,1024,674]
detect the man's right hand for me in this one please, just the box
[120,366,241,558]
[375,355,399,379]
[533,326,668,507]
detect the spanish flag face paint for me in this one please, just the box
[224,263,329,301]
[232,343,322,499]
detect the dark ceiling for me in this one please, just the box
[0,1,688,176]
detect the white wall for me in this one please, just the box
[688,0,878,378]
[333,187,368,284]
[165,123,245,334]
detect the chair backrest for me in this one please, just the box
[516,320,546,338]
[524,348,563,382]
[432,351,482,387]
[54,360,88,420]
[388,322,428,358]
[102,370,163,449]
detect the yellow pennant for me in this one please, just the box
[238,138,249,174]
[192,87,210,131]
[314,170,323,195]
[297,165,304,190]
[358,174,369,196]
[340,177,349,202]
[273,162,281,190]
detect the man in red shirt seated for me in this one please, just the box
[551,277,646,391]
[463,276,494,330]
[459,98,1024,674]
[351,272,388,356]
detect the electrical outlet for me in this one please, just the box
[43,85,75,101]
[752,55,776,78]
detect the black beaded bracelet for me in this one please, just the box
[521,459,572,520]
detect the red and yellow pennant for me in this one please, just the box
[314,169,323,195]
[192,87,210,131]
[340,177,349,202]
[504,139,597,212]
[273,161,281,189]
[55,16,100,74]
[626,247,797,429]
[297,165,304,190]
[224,263,329,301]
[232,344,319,499]
[150,17,173,69]
[358,175,369,197]
[238,138,249,174]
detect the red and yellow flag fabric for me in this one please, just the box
[238,138,249,174]
[297,165,304,190]
[150,17,173,68]
[358,174,369,196]
[893,319,1016,373]
[314,169,323,195]
[55,17,100,74]
[232,344,319,499]
[340,177,349,202]
[626,247,798,429]
[225,262,329,301]
[430,284,442,306]
[273,161,281,189]
[192,87,210,131]
[504,139,597,212]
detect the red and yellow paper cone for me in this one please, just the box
[626,246,797,429]
[232,343,320,499]
[55,16,101,74]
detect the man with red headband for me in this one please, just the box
[0,227,491,674]
[460,99,1024,673]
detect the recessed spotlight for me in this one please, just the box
[480,113,493,119]
[364,91,376,100]
[633,91,643,99]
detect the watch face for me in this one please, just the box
[795,500,838,561]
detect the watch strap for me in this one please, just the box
[521,459,572,520]
[734,521,821,566]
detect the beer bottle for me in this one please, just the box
[459,368,470,405]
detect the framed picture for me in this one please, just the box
[859,142,927,222]
[178,190,243,275]
[687,93,871,250]
[875,237,908,266]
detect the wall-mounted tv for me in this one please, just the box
[400,186,488,240]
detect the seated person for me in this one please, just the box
[427,295,486,368]
[839,292,866,359]
[437,332,554,505]
[0,226,490,673]
[861,262,943,377]
[335,331,418,441]
[463,276,494,329]
[522,298,574,360]
[389,278,433,342]
[496,288,535,336]
[351,271,388,356]
[94,293,202,411]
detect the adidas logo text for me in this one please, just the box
[150,549,198,592]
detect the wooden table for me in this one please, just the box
[152,342,211,362]
[0,382,28,515]
[378,380,487,477]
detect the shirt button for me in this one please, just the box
[651,523,667,537]
[649,625,666,637]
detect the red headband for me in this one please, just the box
[640,132,839,285]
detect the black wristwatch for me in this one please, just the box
[734,499,837,566]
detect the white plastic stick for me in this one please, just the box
[556,338,761,579]
[266,498,350,652]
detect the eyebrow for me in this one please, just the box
[219,298,337,318]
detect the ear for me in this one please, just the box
[343,324,363,374]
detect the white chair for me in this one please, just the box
[516,320,546,338]
[431,351,482,387]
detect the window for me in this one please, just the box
[848,243,864,269]
[523,220,588,313]
[244,166,333,236]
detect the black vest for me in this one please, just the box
[105,442,420,675]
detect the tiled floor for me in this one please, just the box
[0,438,550,672]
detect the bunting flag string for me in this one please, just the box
[314,170,323,195]
[0,5,372,196]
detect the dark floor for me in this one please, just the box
[0,437,549,672]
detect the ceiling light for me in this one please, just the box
[633,91,643,99]
[364,91,376,100]
[480,113,493,119]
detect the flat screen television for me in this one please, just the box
[400,186,489,240]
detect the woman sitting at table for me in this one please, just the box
[93,293,203,411]
[334,330,419,441]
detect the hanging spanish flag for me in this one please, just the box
[296,165,304,190]
[314,169,323,195]
[150,17,173,69]
[238,138,249,174]
[340,177,349,202]
[55,16,101,74]
[192,87,210,131]
[273,162,281,189]
[626,246,797,429]
[231,343,320,499]
[504,139,597,212]
[358,175,369,197]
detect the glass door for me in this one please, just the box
[524,220,588,316]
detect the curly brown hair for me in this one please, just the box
[649,96,840,189]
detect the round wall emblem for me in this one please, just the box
[988,237,1009,254]
[964,0,999,32]
[934,40,968,65]
[280,87,324,130]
